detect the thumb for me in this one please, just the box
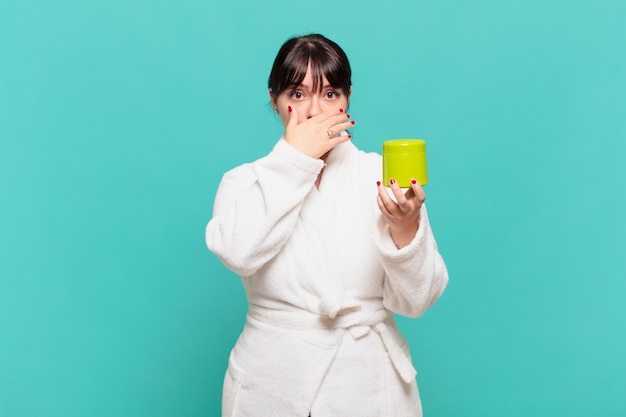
[286,105,298,129]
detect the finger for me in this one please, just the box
[286,105,298,129]
[326,113,354,134]
[376,183,392,216]
[313,109,352,129]
[334,119,356,135]
[377,180,399,214]
[376,193,392,218]
[308,108,347,125]
[409,179,426,205]
[328,111,353,125]
[388,178,409,208]
[327,133,352,147]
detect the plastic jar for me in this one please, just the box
[382,139,428,187]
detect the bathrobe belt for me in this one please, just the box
[247,304,418,383]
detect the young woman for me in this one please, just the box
[206,34,448,417]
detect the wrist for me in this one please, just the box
[391,226,418,249]
[389,220,420,249]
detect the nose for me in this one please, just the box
[307,96,321,119]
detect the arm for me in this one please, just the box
[374,179,449,317]
[206,139,323,276]
[373,204,448,317]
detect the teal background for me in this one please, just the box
[1,0,625,416]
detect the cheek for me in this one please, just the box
[279,111,289,127]
[273,97,290,127]
[274,104,289,127]
[340,97,350,111]
[326,98,349,112]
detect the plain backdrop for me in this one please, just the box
[1,0,625,416]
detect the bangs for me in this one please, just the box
[308,46,350,93]
[269,35,352,97]
[277,49,311,93]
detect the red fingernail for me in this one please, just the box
[348,135,352,139]
[339,108,344,113]
[390,179,396,185]
[411,179,417,185]
[346,114,350,118]
[350,120,355,125]
[376,181,381,186]
[288,106,292,113]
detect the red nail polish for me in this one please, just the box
[390,179,396,185]
[346,114,350,118]
[348,135,352,139]
[350,120,355,125]
[339,108,344,113]
[411,179,417,185]
[288,106,292,113]
[376,181,381,186]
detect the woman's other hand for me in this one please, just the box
[376,178,425,249]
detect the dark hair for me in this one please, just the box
[268,34,352,99]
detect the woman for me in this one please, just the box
[206,34,448,417]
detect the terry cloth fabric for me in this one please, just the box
[206,136,448,417]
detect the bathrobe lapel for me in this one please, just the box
[298,142,365,317]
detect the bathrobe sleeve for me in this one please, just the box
[206,139,324,277]
[372,204,449,318]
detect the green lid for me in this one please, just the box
[382,139,426,154]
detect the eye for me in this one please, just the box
[290,90,304,100]
[325,90,341,99]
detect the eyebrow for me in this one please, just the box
[290,83,336,91]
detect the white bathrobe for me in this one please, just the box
[206,137,448,417]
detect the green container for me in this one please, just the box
[382,139,428,187]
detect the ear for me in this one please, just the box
[269,88,277,110]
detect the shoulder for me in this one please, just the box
[346,139,381,162]
[346,142,382,179]
[217,138,285,182]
